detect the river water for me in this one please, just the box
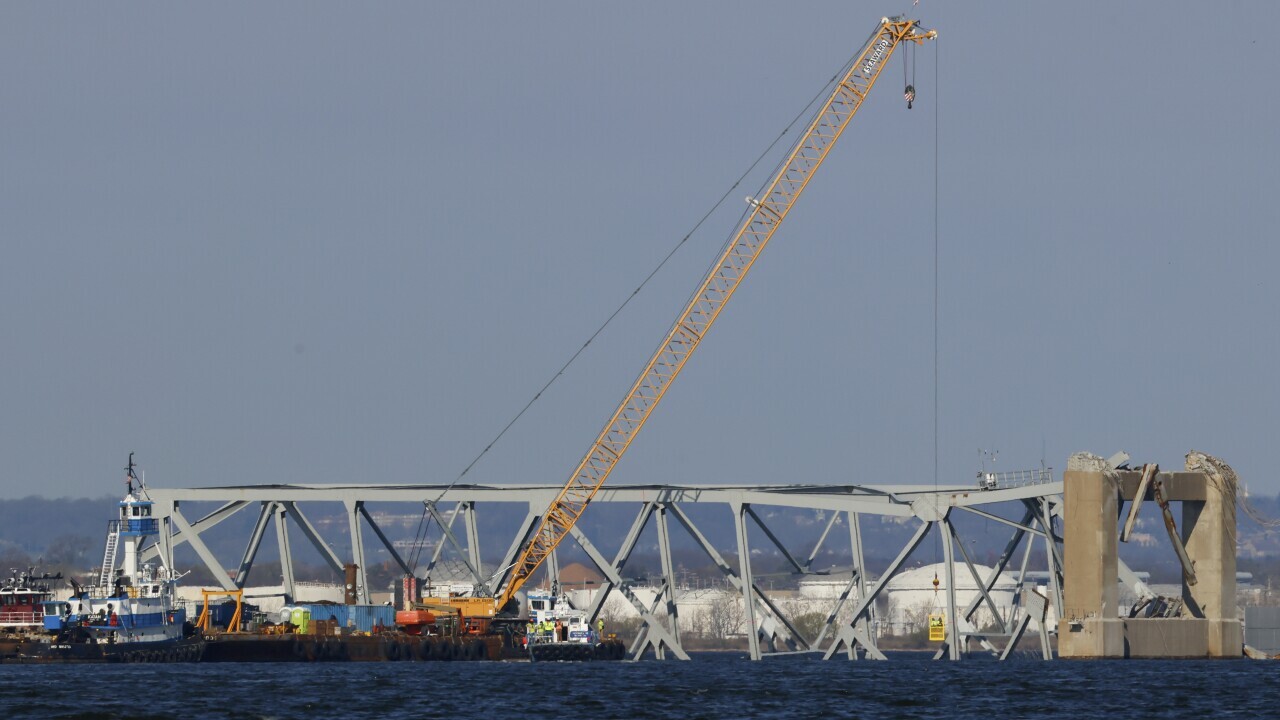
[0,652,1272,719]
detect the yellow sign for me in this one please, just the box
[928,613,945,642]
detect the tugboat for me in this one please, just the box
[525,588,625,662]
[0,568,63,658]
[4,455,203,663]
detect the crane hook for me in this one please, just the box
[904,85,916,110]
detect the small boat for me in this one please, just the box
[3,455,203,663]
[0,568,64,658]
[524,589,625,662]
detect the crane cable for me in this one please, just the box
[932,32,942,579]
[405,31,883,576]
[906,2,939,586]
[933,36,939,498]
[902,35,918,108]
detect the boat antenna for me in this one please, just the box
[125,452,142,495]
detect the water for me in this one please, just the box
[1,653,1274,719]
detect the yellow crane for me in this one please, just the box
[495,16,937,613]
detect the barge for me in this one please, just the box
[2,457,623,664]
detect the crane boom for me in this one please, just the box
[496,17,936,611]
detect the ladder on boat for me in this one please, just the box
[98,520,120,589]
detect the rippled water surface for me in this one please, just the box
[1,652,1275,719]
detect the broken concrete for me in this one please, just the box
[1058,463,1241,659]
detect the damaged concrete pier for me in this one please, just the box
[1059,462,1241,658]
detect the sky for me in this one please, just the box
[2,1,1278,500]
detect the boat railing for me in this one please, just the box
[976,468,1055,490]
[0,610,40,625]
[122,518,159,534]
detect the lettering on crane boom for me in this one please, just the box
[862,38,891,76]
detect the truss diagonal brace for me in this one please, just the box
[169,506,235,591]
[281,502,345,576]
[745,505,806,575]
[358,503,413,578]
[946,519,1007,634]
[491,508,541,595]
[670,503,807,653]
[823,520,932,660]
[425,502,488,589]
[804,511,842,572]
[141,500,251,563]
[956,507,1035,627]
[234,502,275,588]
[569,523,688,660]
[583,502,656,622]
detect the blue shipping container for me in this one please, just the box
[296,604,348,627]
[294,604,394,633]
[205,601,239,627]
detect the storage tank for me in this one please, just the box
[884,563,1017,636]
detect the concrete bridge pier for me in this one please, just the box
[1059,465,1241,659]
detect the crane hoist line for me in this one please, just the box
[494,16,938,613]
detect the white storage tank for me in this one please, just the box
[884,563,1018,636]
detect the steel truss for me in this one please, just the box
[141,480,1065,661]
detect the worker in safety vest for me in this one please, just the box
[525,621,534,647]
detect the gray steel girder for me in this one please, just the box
[142,477,1071,662]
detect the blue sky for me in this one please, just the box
[2,1,1278,499]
